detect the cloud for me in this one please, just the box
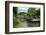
[18,7,28,13]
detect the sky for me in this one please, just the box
[17,7,28,13]
[17,7,39,13]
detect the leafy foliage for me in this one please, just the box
[28,8,40,16]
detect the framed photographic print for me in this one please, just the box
[5,1,45,34]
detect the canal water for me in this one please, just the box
[19,21,28,28]
[19,21,40,28]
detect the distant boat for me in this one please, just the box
[31,19,40,21]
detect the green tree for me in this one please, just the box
[13,7,18,28]
[36,9,40,16]
[28,8,40,16]
[28,8,36,16]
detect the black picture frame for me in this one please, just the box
[5,1,45,34]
